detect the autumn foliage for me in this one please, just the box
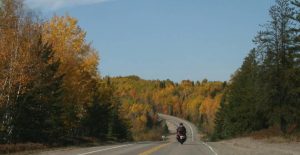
[0,0,129,145]
[2,0,283,148]
[111,76,226,137]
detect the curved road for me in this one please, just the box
[36,114,217,155]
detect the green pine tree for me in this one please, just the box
[11,39,64,143]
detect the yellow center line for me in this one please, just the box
[139,142,171,155]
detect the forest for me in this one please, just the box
[212,0,300,140]
[0,0,130,145]
[0,0,300,152]
[110,76,225,139]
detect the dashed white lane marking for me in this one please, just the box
[77,144,133,155]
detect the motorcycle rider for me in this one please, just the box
[176,123,187,142]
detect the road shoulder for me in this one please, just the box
[209,137,300,155]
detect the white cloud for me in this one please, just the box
[25,0,111,10]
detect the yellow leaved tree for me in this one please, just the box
[42,15,100,135]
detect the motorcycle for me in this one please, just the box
[176,133,186,144]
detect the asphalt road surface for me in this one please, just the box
[36,114,217,155]
[36,114,300,155]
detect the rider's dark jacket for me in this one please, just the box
[177,125,187,135]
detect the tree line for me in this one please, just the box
[1,0,299,147]
[110,76,226,136]
[110,0,300,140]
[0,0,130,145]
[213,0,300,140]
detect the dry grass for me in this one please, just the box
[133,128,164,141]
[0,143,47,154]
[249,126,300,143]
[250,126,283,139]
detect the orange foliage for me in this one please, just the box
[112,77,226,135]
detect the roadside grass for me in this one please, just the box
[249,126,300,142]
[249,126,283,140]
[205,125,300,143]
[0,136,129,155]
[0,143,47,154]
[133,128,165,141]
[197,127,213,142]
[1,120,169,154]
[132,120,170,142]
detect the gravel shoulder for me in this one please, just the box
[209,137,300,155]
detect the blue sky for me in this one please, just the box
[25,0,275,82]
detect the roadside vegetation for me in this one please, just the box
[0,0,300,154]
[212,0,300,140]
[110,0,300,142]
[110,76,226,137]
[0,0,131,153]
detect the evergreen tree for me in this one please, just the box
[11,39,64,143]
[213,50,268,138]
[255,0,296,133]
[108,104,131,141]
[82,85,110,140]
[214,0,300,138]
[289,0,300,130]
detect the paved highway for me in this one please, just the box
[38,114,300,155]
[36,114,217,155]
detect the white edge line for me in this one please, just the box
[77,144,133,155]
[202,142,218,155]
[163,114,194,142]
[186,122,194,142]
[159,114,217,155]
